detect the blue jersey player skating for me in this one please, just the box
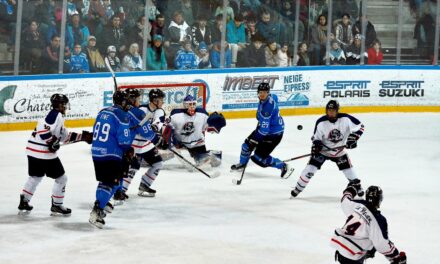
[89,91,133,228]
[231,82,294,178]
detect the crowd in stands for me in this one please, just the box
[3,0,422,75]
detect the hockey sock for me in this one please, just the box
[239,142,252,165]
[342,168,358,181]
[141,161,162,187]
[294,165,318,193]
[52,175,67,205]
[22,176,43,202]
[96,183,118,209]
[122,168,138,192]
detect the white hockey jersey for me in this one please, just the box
[331,192,400,261]
[312,113,364,157]
[131,105,166,154]
[169,108,208,149]
[26,109,69,159]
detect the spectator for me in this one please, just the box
[66,13,90,50]
[41,35,71,74]
[310,14,328,65]
[21,21,45,73]
[335,13,354,51]
[295,42,310,66]
[127,15,151,55]
[278,43,290,66]
[346,34,368,65]
[210,41,232,68]
[367,39,383,64]
[151,14,166,38]
[146,34,167,70]
[352,15,377,48]
[87,0,106,36]
[70,44,90,73]
[165,10,191,68]
[265,40,280,67]
[333,0,358,21]
[237,33,266,67]
[181,0,195,27]
[215,0,234,22]
[211,14,225,44]
[103,0,115,22]
[256,9,285,45]
[191,14,212,49]
[174,38,198,70]
[67,0,78,16]
[414,8,435,58]
[104,45,121,72]
[280,0,305,52]
[145,0,161,21]
[122,43,143,71]
[226,14,246,67]
[32,0,55,35]
[84,35,106,72]
[244,15,258,44]
[324,40,346,65]
[100,15,127,57]
[196,41,210,69]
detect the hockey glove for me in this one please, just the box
[154,135,169,150]
[347,179,362,194]
[365,248,376,259]
[346,133,360,149]
[81,130,93,144]
[343,185,357,197]
[311,140,323,155]
[47,136,60,153]
[124,147,135,162]
[391,252,406,264]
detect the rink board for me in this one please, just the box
[0,65,439,131]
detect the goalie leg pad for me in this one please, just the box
[22,176,43,202]
[209,150,222,167]
[52,174,67,205]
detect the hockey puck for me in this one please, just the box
[297,125,303,130]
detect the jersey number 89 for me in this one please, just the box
[93,122,111,142]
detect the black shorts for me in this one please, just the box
[247,131,283,158]
[138,148,163,165]
[309,153,352,170]
[93,159,123,186]
[27,156,65,179]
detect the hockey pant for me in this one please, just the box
[22,175,68,205]
[239,132,284,169]
[122,149,163,192]
[294,154,359,194]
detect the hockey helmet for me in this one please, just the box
[365,186,383,209]
[50,93,69,108]
[149,88,165,102]
[257,82,270,93]
[113,90,129,110]
[183,95,197,115]
[126,89,141,106]
[326,100,340,112]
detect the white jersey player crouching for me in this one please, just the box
[166,95,226,168]
[331,183,407,264]
[291,100,365,198]
[18,94,93,216]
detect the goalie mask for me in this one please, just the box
[207,112,226,133]
[183,95,197,116]
[50,93,69,115]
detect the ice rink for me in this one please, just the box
[1,113,439,264]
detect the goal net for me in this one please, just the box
[118,82,207,113]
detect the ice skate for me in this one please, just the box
[104,202,114,214]
[50,203,72,216]
[18,194,33,215]
[280,163,294,179]
[138,183,156,197]
[89,202,106,229]
[290,188,301,198]
[230,163,246,172]
[112,189,128,206]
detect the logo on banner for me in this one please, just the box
[0,85,17,116]
[283,74,310,106]
[379,81,424,97]
[223,75,279,91]
[323,80,371,98]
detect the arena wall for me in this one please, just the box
[1,65,439,131]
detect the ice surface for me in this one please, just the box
[1,113,439,264]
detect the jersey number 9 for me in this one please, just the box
[93,122,111,142]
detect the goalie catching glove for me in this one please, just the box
[206,112,226,133]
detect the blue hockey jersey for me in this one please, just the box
[254,94,284,140]
[91,105,132,161]
[127,106,158,144]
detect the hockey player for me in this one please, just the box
[291,100,365,198]
[89,91,133,228]
[19,94,92,216]
[117,89,167,199]
[231,82,293,178]
[166,95,226,168]
[331,183,407,264]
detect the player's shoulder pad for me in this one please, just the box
[45,109,61,125]
[313,115,328,133]
[170,108,185,116]
[270,93,279,104]
[195,108,208,116]
[338,113,361,125]
[110,106,129,124]
[372,211,389,239]
[128,107,146,122]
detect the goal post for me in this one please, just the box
[118,82,207,113]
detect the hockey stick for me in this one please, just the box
[283,153,312,162]
[105,57,118,92]
[168,148,220,179]
[232,163,247,185]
